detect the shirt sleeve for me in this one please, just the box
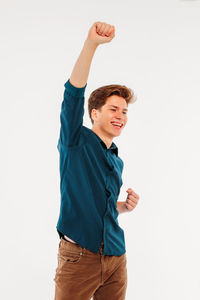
[57,79,87,149]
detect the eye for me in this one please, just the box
[110,109,116,111]
[123,112,127,114]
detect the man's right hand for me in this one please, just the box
[86,22,115,46]
[69,21,115,88]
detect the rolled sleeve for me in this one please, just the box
[58,78,87,149]
[64,79,87,98]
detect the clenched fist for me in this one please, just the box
[125,188,140,212]
[87,21,115,46]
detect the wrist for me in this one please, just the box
[84,38,99,50]
[117,201,129,214]
[122,202,129,213]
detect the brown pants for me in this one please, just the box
[53,237,128,300]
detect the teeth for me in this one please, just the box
[111,122,122,127]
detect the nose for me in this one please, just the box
[115,111,124,120]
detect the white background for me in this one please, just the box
[1,0,200,299]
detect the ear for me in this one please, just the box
[91,108,98,123]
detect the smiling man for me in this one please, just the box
[91,97,128,140]
[54,21,140,300]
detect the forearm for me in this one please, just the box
[70,39,98,88]
[117,201,128,214]
[69,22,115,88]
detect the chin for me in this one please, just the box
[112,131,122,138]
[115,132,122,137]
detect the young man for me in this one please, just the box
[54,21,140,300]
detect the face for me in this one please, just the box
[91,95,128,138]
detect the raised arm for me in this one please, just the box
[58,22,115,149]
[70,22,115,88]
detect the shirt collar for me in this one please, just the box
[90,130,118,156]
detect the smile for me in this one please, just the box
[111,122,123,129]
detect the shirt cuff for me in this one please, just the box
[64,79,87,98]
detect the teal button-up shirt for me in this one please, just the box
[56,79,126,256]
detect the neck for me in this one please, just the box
[92,126,113,149]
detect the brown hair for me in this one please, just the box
[88,84,136,124]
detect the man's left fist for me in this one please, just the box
[125,188,140,211]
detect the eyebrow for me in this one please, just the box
[108,105,128,112]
